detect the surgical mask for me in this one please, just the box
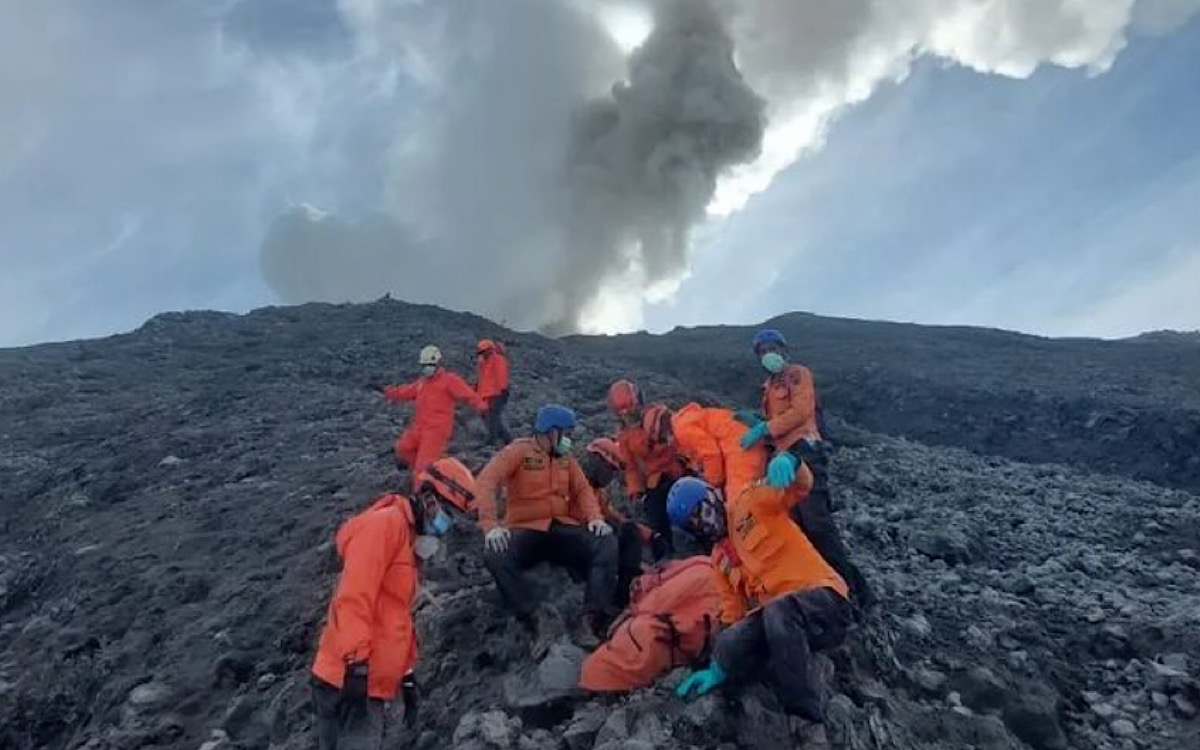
[555,435,573,456]
[761,352,786,374]
[427,508,452,537]
[421,365,437,377]
[414,535,441,560]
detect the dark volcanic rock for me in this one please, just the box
[2,299,1199,750]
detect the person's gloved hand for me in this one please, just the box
[676,662,726,699]
[588,519,613,537]
[739,421,770,450]
[485,526,511,553]
[401,671,419,728]
[767,452,799,488]
[342,662,369,714]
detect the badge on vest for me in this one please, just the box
[522,455,546,470]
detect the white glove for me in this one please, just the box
[588,519,613,537]
[485,526,511,553]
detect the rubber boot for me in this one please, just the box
[571,613,602,651]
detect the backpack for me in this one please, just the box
[579,557,722,692]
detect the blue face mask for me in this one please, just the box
[761,352,786,374]
[427,509,452,537]
[421,365,437,377]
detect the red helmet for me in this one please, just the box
[586,437,624,471]
[417,457,476,512]
[642,404,673,444]
[607,379,642,416]
[476,339,496,355]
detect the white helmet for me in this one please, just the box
[419,345,443,366]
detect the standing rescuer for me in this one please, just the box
[309,479,459,750]
[668,476,853,723]
[474,404,618,658]
[739,329,875,610]
[608,380,684,561]
[475,339,512,446]
[379,345,486,475]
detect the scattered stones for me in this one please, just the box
[901,613,932,639]
[1110,719,1138,737]
[127,682,173,709]
[159,455,184,467]
[1172,695,1197,719]
[912,527,975,566]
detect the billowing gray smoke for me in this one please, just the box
[555,0,766,333]
[260,0,765,334]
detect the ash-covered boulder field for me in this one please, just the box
[1,298,1197,750]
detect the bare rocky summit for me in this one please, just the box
[1,299,1197,750]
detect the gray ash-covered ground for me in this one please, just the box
[1,299,1197,750]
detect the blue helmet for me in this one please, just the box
[752,329,787,352]
[667,477,712,528]
[534,404,577,434]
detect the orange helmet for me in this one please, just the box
[476,339,496,355]
[586,437,624,471]
[642,404,673,445]
[417,457,476,512]
[607,379,642,416]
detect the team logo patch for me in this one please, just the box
[735,514,757,540]
[522,455,546,470]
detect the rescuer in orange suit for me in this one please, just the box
[378,345,486,475]
[739,329,875,611]
[475,405,618,658]
[608,380,684,561]
[668,476,853,723]
[310,479,459,750]
[660,402,769,500]
[475,339,512,445]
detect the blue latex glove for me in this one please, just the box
[739,421,770,450]
[767,452,798,488]
[676,662,726,699]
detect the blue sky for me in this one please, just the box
[2,1,1199,347]
[649,11,1200,337]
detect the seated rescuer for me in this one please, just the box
[739,328,875,610]
[608,380,685,561]
[579,437,648,609]
[667,476,854,723]
[309,480,458,750]
[474,405,619,658]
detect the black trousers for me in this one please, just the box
[713,588,852,721]
[483,521,619,618]
[643,480,676,561]
[613,520,645,608]
[787,446,874,608]
[311,678,386,750]
[483,390,512,445]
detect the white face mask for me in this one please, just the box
[413,535,441,561]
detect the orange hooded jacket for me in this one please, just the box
[711,478,846,626]
[617,408,684,495]
[670,403,768,499]
[385,368,486,433]
[580,557,722,692]
[476,350,510,400]
[761,363,821,451]
[475,438,603,532]
[311,494,418,700]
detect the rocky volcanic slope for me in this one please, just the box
[566,313,1200,494]
[1,299,1197,750]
